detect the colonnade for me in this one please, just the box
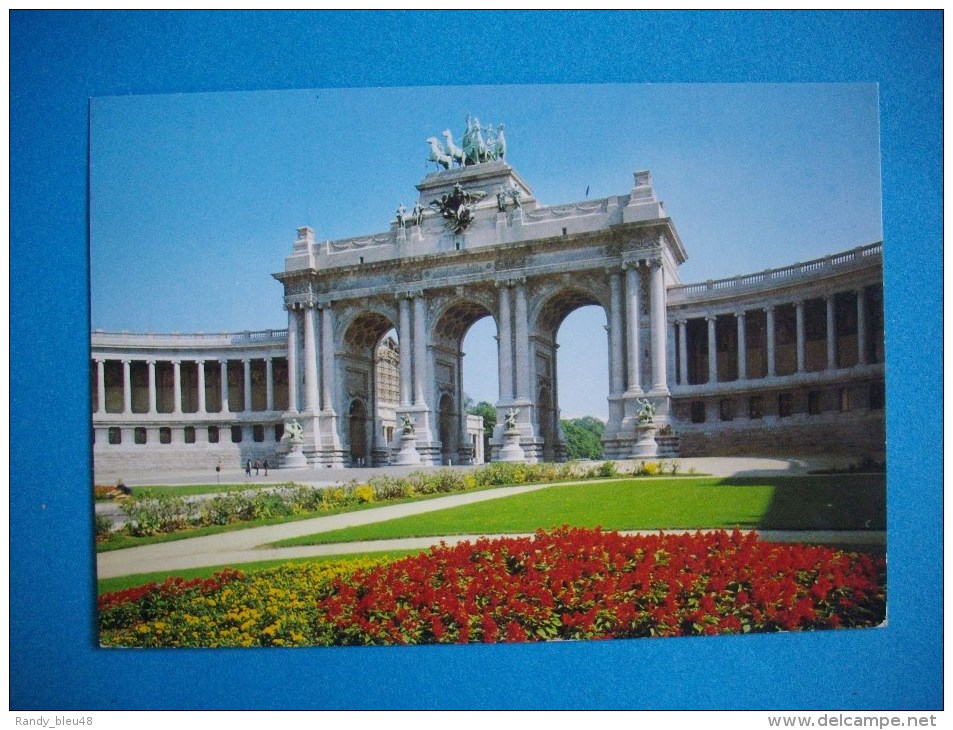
[673,285,877,388]
[93,355,286,414]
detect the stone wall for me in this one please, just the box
[93,444,280,478]
[677,411,886,460]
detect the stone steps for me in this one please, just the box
[656,433,681,458]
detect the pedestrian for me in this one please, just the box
[245,459,251,477]
[254,458,261,475]
[263,459,269,476]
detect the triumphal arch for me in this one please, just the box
[92,118,884,472]
[275,119,685,467]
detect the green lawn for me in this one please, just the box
[269,475,886,547]
[97,548,424,595]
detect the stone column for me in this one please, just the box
[609,271,624,395]
[765,306,776,377]
[736,311,747,381]
[857,287,867,365]
[677,319,688,385]
[666,320,677,390]
[303,305,320,412]
[625,264,642,393]
[197,360,207,414]
[173,360,182,414]
[122,360,132,414]
[265,357,274,411]
[497,284,513,401]
[795,300,806,373]
[649,260,668,392]
[413,294,428,406]
[514,281,530,399]
[220,359,230,412]
[321,305,335,413]
[286,307,299,413]
[706,315,718,384]
[96,359,106,413]
[826,295,837,370]
[399,297,412,407]
[146,360,156,414]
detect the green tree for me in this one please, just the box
[467,400,497,459]
[560,416,605,460]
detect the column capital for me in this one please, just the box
[647,256,664,268]
[675,317,688,326]
[734,309,746,319]
[494,278,514,289]
[704,314,718,323]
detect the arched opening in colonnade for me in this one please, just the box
[536,293,609,462]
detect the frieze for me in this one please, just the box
[496,249,528,271]
[435,361,454,388]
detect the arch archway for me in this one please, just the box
[341,310,402,466]
[432,294,496,464]
[533,285,609,461]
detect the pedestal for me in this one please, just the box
[497,428,526,463]
[282,443,308,468]
[631,424,659,458]
[394,433,422,466]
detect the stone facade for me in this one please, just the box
[92,157,885,470]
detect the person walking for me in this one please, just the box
[263,460,269,476]
[254,458,261,476]
[245,459,252,478]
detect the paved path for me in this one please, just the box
[94,455,851,487]
[97,481,555,578]
[97,457,885,580]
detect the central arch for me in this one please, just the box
[532,283,609,462]
[431,293,496,465]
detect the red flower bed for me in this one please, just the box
[316,527,885,644]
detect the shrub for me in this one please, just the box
[95,514,114,539]
[368,475,411,501]
[354,485,375,504]
[598,461,618,478]
[121,492,195,536]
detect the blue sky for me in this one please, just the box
[90,83,882,418]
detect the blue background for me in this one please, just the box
[10,11,942,709]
